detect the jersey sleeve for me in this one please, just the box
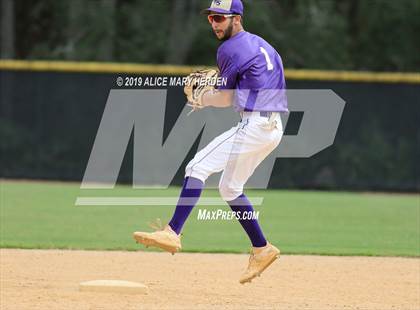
[216,48,239,90]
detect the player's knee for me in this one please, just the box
[185,161,209,183]
[185,160,194,174]
[219,182,242,202]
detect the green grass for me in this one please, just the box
[0,180,419,257]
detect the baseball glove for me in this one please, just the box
[184,68,219,114]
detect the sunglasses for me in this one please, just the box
[207,14,237,24]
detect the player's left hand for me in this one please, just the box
[184,69,219,114]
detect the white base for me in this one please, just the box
[79,280,148,294]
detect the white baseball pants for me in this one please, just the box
[185,112,283,201]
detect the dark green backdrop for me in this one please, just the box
[1,70,419,191]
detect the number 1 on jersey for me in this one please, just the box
[260,47,274,71]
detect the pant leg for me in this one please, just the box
[185,124,242,182]
[219,117,283,201]
[170,125,242,234]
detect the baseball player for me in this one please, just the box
[134,0,288,284]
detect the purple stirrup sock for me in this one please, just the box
[228,194,267,248]
[168,177,204,235]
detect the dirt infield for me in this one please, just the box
[0,249,419,310]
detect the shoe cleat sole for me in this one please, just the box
[133,233,180,254]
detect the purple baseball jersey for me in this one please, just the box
[217,31,288,113]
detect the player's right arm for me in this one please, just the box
[202,89,233,108]
[202,48,238,108]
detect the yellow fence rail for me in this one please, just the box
[1,60,419,84]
